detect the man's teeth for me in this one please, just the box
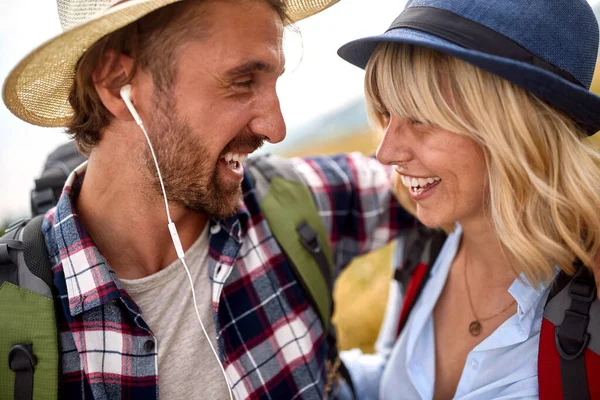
[222,152,249,164]
[400,175,441,189]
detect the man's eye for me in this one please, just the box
[233,80,254,89]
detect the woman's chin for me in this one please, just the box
[416,209,453,230]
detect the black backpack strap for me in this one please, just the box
[294,222,356,399]
[296,221,334,293]
[1,215,53,400]
[9,344,37,400]
[553,262,595,400]
[296,221,355,397]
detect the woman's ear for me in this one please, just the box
[92,50,136,121]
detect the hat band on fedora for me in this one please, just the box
[389,7,583,87]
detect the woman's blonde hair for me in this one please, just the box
[365,43,600,285]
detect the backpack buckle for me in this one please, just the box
[297,221,322,254]
[569,276,596,303]
[554,269,595,361]
[555,325,591,360]
[8,344,37,372]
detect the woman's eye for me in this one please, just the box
[408,117,424,126]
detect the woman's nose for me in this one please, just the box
[376,115,414,166]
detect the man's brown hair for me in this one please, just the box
[67,0,288,155]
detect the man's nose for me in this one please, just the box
[249,90,286,144]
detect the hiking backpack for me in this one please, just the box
[397,224,600,400]
[0,142,354,399]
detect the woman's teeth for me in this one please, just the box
[400,175,441,193]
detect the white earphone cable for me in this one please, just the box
[120,85,234,400]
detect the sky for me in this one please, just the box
[0,0,404,220]
[1,0,599,220]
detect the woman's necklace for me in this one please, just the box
[463,253,517,336]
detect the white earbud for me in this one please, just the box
[119,84,234,400]
[120,84,144,126]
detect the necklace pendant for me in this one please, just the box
[469,320,482,336]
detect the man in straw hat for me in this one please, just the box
[1,0,412,398]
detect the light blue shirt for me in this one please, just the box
[340,224,552,400]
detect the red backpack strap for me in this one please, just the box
[540,264,600,400]
[395,262,432,338]
[394,224,447,339]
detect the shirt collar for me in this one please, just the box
[508,269,554,333]
[214,171,259,241]
[50,161,122,316]
[217,201,250,242]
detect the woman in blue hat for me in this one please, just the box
[337,0,600,399]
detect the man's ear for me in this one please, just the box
[92,50,136,121]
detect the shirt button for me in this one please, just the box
[210,224,221,234]
[471,359,479,370]
[144,339,155,352]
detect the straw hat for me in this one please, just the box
[3,0,339,128]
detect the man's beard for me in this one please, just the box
[142,97,264,219]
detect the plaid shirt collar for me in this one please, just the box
[49,161,250,317]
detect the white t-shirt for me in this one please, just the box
[121,225,229,399]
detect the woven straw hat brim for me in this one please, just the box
[3,0,339,127]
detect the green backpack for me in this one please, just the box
[0,144,353,399]
[0,215,59,400]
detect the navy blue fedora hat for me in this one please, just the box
[338,0,600,135]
